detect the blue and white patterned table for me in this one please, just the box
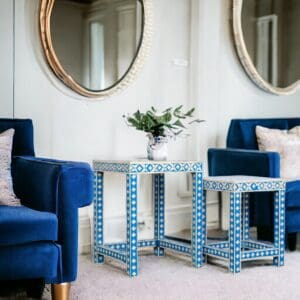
[93,160,204,277]
[203,176,286,273]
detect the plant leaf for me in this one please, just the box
[133,110,142,121]
[188,119,205,124]
[124,106,204,137]
[174,105,183,113]
[162,107,172,113]
[174,129,183,136]
[173,119,186,128]
[185,108,195,117]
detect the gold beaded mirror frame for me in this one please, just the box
[40,0,152,99]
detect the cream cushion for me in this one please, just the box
[256,125,300,179]
[0,129,21,206]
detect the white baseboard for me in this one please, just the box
[79,215,92,254]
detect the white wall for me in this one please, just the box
[14,0,195,247]
[195,0,300,163]
[0,0,14,117]
[195,0,300,229]
[3,0,300,249]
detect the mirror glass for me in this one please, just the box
[50,0,143,92]
[241,0,300,88]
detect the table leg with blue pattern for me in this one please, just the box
[154,174,165,256]
[126,174,139,277]
[93,161,204,276]
[202,190,207,263]
[241,193,250,241]
[191,172,205,268]
[273,189,285,267]
[203,177,286,273]
[229,192,242,273]
[94,172,105,264]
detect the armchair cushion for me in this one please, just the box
[0,242,61,281]
[0,129,20,206]
[256,125,300,179]
[0,206,58,246]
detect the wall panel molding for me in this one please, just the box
[0,0,14,117]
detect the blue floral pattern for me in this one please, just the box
[93,160,203,277]
[93,160,202,174]
[203,176,286,273]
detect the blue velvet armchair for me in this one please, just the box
[0,119,93,299]
[208,118,300,251]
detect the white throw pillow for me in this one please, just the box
[289,126,300,136]
[0,129,21,206]
[256,125,300,179]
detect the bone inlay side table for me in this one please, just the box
[93,160,204,277]
[203,176,286,273]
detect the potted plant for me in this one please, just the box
[123,106,204,161]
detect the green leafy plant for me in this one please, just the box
[123,106,204,138]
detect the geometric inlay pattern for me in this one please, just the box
[204,176,285,193]
[93,160,204,277]
[93,160,203,174]
[203,175,286,274]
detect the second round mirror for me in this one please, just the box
[233,0,300,95]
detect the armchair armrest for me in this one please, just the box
[208,148,281,239]
[12,156,94,283]
[208,148,280,177]
[12,156,93,211]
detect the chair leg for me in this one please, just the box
[287,233,297,251]
[51,282,71,300]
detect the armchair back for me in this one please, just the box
[227,118,300,150]
[0,119,35,156]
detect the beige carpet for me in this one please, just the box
[4,250,300,300]
[58,250,300,300]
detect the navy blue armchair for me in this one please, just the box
[0,119,93,299]
[208,118,300,251]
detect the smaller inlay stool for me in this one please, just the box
[203,176,286,273]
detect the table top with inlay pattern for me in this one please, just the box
[204,175,286,192]
[93,160,203,174]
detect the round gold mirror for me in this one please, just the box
[40,0,151,98]
[233,0,300,95]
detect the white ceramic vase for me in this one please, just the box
[147,135,168,161]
